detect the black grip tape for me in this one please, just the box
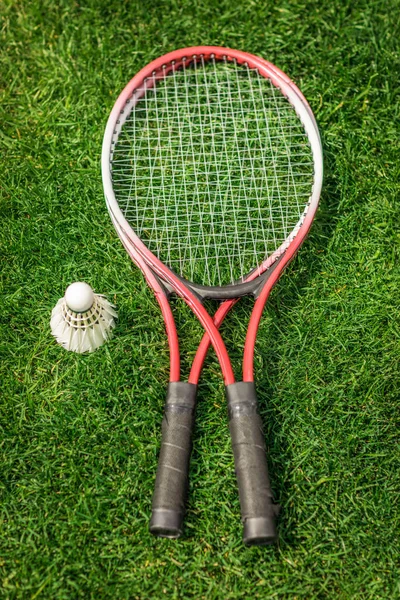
[149,382,197,538]
[226,382,279,545]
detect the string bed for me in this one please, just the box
[111,56,315,287]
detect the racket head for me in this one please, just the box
[102,46,322,299]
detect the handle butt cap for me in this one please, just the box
[243,516,277,546]
[149,509,183,539]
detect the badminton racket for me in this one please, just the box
[102,46,322,545]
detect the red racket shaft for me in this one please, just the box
[185,227,313,542]
[116,234,194,538]
[151,300,242,539]
[118,233,180,381]
[118,245,195,539]
[150,300,234,538]
[192,295,279,545]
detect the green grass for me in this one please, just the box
[1,0,399,598]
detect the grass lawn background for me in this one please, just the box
[0,0,399,598]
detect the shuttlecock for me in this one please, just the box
[50,282,117,353]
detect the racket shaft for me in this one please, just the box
[226,382,278,545]
[150,382,197,538]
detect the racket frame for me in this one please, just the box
[102,46,322,302]
[102,46,323,543]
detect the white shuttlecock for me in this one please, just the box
[50,282,117,353]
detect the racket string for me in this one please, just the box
[111,56,314,286]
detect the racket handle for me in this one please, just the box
[226,382,279,545]
[149,381,197,538]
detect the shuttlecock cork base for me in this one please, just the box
[50,282,117,353]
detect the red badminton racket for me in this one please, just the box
[102,46,322,545]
